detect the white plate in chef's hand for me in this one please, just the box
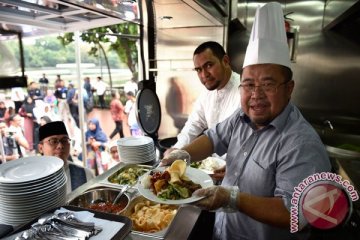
[137,167,214,205]
[191,157,226,174]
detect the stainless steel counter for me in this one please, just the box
[66,163,202,240]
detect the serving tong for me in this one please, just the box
[111,162,160,204]
[15,211,102,240]
[112,161,162,203]
[94,161,163,205]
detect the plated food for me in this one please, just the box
[143,160,201,200]
[138,160,213,204]
[190,157,226,174]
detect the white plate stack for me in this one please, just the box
[117,136,157,164]
[0,156,67,226]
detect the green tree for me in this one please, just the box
[57,22,139,88]
[23,36,75,68]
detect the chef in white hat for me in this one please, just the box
[161,2,331,239]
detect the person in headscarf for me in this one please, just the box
[39,115,52,126]
[85,118,108,145]
[105,140,121,170]
[38,121,94,193]
[85,118,108,175]
[43,89,57,110]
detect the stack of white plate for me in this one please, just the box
[0,156,67,226]
[117,136,156,164]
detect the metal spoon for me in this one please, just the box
[37,213,100,234]
[49,221,90,239]
[56,212,96,229]
[113,184,130,204]
[90,185,129,205]
[37,213,54,225]
[32,223,79,240]
[15,228,37,240]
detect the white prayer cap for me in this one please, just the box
[243,2,291,69]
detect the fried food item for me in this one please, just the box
[167,160,186,183]
[168,159,186,176]
[154,179,167,193]
[129,200,177,232]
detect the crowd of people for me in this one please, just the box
[0,74,143,179]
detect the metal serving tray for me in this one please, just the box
[68,186,183,240]
[101,164,153,188]
[121,195,181,239]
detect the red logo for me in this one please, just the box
[301,182,350,229]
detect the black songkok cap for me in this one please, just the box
[39,121,68,142]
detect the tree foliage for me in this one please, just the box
[29,37,73,66]
[57,22,139,82]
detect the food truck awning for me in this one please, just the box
[0,0,138,36]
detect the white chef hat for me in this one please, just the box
[243,2,291,69]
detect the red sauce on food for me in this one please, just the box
[150,170,170,183]
[88,201,127,214]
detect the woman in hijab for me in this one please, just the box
[85,118,108,144]
[40,116,52,126]
[85,118,108,175]
[105,140,121,170]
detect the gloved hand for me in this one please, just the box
[163,148,177,159]
[193,186,239,212]
[160,149,191,166]
[210,166,226,182]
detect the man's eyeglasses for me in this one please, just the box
[44,137,71,146]
[239,81,289,95]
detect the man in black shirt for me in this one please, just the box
[39,73,49,95]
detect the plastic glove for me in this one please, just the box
[210,166,226,182]
[193,186,239,212]
[163,148,177,158]
[160,149,191,166]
